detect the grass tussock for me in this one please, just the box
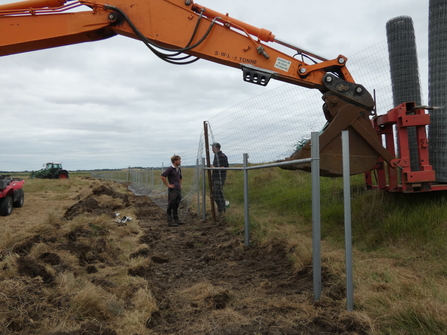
[133,286,158,313]
[0,254,20,279]
[68,283,124,320]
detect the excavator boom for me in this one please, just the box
[0,0,351,89]
[0,0,392,176]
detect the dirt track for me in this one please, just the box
[1,177,369,334]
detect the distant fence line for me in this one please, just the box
[91,167,169,209]
[91,167,163,185]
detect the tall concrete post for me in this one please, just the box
[386,16,422,171]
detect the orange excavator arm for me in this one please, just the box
[0,0,352,89]
[0,0,395,176]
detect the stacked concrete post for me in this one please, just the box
[386,16,422,171]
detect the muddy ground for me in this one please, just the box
[1,177,370,334]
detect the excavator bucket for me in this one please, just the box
[280,93,394,177]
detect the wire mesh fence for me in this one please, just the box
[194,41,398,216]
[93,38,429,223]
[429,0,447,181]
[92,165,201,223]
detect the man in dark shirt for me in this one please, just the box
[161,155,183,227]
[211,143,229,214]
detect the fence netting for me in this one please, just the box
[93,39,428,221]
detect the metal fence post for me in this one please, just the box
[202,157,206,222]
[161,163,164,187]
[243,153,250,247]
[196,159,200,219]
[342,130,354,311]
[145,168,148,186]
[311,131,321,301]
[151,168,154,188]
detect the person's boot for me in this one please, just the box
[167,215,178,227]
[174,216,185,225]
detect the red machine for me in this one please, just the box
[0,175,25,216]
[365,102,447,193]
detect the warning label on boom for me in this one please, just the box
[274,57,291,72]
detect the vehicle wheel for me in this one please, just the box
[58,173,68,179]
[13,190,24,208]
[0,196,13,216]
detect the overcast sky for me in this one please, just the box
[0,0,429,171]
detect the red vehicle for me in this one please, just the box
[0,175,25,216]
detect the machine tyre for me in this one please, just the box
[58,172,68,179]
[13,190,24,208]
[0,196,13,216]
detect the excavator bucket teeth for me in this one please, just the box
[280,98,385,177]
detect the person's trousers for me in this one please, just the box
[167,188,181,220]
[212,179,225,212]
